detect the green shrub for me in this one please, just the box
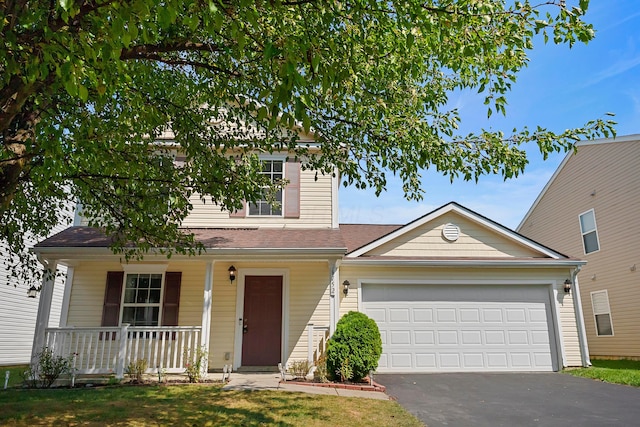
[23,347,72,388]
[326,311,382,382]
[183,346,207,383]
[125,358,148,383]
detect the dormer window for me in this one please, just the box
[248,160,283,216]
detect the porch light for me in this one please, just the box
[564,279,572,294]
[228,265,237,284]
[342,280,350,296]
[27,285,39,298]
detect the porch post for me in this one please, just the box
[30,261,58,365]
[307,323,314,364]
[115,323,130,379]
[201,261,214,372]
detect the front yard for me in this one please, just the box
[565,359,640,387]
[0,381,422,426]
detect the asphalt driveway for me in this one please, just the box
[377,373,640,427]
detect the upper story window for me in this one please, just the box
[248,160,283,216]
[122,273,163,326]
[579,209,600,254]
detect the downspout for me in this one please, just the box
[571,265,591,367]
[328,259,341,336]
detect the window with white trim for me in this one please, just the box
[248,159,283,216]
[591,290,614,336]
[579,209,600,254]
[121,273,163,326]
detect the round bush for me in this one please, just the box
[326,311,382,381]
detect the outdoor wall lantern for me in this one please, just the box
[27,285,39,298]
[228,265,237,285]
[564,279,572,294]
[342,280,350,296]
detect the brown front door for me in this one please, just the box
[241,276,283,366]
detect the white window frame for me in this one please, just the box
[591,289,614,337]
[119,264,168,327]
[579,209,600,254]
[248,156,286,217]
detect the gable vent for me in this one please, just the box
[442,223,460,242]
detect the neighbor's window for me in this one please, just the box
[579,209,600,254]
[122,274,163,326]
[591,290,614,336]
[248,159,283,216]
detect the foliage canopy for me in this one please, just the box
[0,0,615,285]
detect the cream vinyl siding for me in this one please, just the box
[65,261,205,328]
[518,138,640,358]
[339,265,583,367]
[181,169,334,228]
[368,212,541,258]
[208,261,330,369]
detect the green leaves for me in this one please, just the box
[0,0,615,287]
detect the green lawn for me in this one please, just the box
[0,382,422,426]
[565,359,640,387]
[1,365,29,389]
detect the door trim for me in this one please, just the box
[234,268,289,369]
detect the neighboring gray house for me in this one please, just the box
[0,241,67,366]
[518,134,640,360]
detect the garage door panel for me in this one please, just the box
[507,330,529,345]
[389,308,410,323]
[463,353,484,368]
[436,309,457,322]
[461,330,482,345]
[362,284,556,373]
[460,308,480,323]
[414,330,435,345]
[415,354,437,368]
[390,330,411,345]
[413,308,433,323]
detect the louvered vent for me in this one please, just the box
[442,223,460,242]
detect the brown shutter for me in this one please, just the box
[229,202,246,218]
[162,272,182,326]
[284,160,300,218]
[101,271,124,327]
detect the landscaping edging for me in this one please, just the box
[281,380,386,392]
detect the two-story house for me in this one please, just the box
[31,134,593,375]
[518,134,640,360]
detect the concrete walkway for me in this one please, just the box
[222,373,389,400]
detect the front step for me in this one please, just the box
[236,366,279,373]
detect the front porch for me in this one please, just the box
[41,323,329,379]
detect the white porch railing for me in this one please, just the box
[43,325,202,378]
[307,323,330,364]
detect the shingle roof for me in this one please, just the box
[35,226,348,251]
[339,224,402,253]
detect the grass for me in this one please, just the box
[0,382,422,426]
[1,365,29,389]
[565,359,640,387]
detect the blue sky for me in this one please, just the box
[339,1,640,229]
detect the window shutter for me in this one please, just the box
[284,160,300,218]
[101,271,124,327]
[162,272,182,326]
[229,202,246,218]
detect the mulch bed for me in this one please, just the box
[281,378,386,392]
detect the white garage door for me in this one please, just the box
[362,284,557,372]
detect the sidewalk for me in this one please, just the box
[221,373,389,400]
